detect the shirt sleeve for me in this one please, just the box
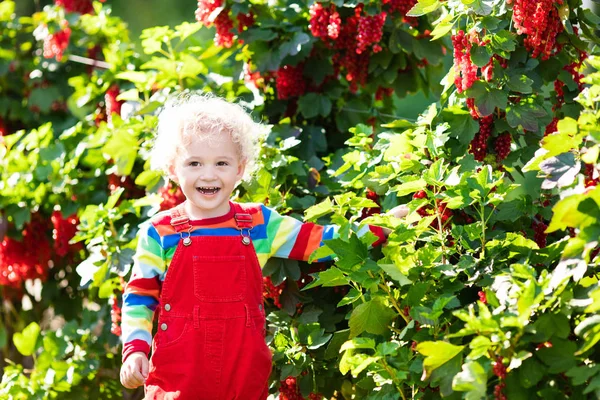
[121,222,165,362]
[262,205,386,262]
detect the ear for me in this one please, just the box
[236,161,246,182]
[167,165,178,183]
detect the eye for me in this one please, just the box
[189,161,200,167]
[217,161,229,166]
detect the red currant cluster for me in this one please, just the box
[553,80,565,110]
[236,12,254,33]
[279,377,302,400]
[470,115,493,161]
[375,86,394,101]
[110,294,122,336]
[195,0,224,26]
[584,163,599,188]
[51,210,81,257]
[158,182,186,211]
[478,291,487,304]
[356,12,387,54]
[0,215,52,292]
[263,276,284,309]
[494,133,512,161]
[413,191,452,229]
[54,0,103,14]
[544,117,559,136]
[511,0,563,60]
[243,63,267,90]
[360,189,382,219]
[532,219,548,248]
[43,23,72,61]
[332,8,369,92]
[276,64,307,100]
[195,1,245,47]
[214,11,235,48]
[494,382,507,400]
[466,98,479,119]
[279,376,322,400]
[309,3,341,40]
[383,0,418,25]
[564,50,588,93]
[492,356,507,398]
[452,30,478,93]
[105,84,122,127]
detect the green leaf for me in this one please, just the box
[470,45,491,67]
[491,30,517,52]
[304,267,348,289]
[99,277,122,299]
[416,341,464,379]
[466,81,508,117]
[506,101,547,132]
[519,358,546,388]
[263,258,301,286]
[298,93,332,119]
[326,236,368,270]
[463,0,493,15]
[407,0,440,16]
[393,179,427,196]
[174,21,201,41]
[102,130,139,176]
[539,152,581,189]
[536,339,577,373]
[115,71,148,84]
[325,329,350,360]
[13,322,40,356]
[135,170,162,188]
[338,288,362,307]
[378,264,412,286]
[243,28,278,42]
[279,32,311,58]
[507,75,534,93]
[349,297,396,337]
[534,313,570,341]
[468,336,491,359]
[452,361,487,399]
[430,13,455,40]
[575,315,600,354]
[305,198,334,221]
[443,109,480,145]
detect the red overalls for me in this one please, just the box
[144,204,272,400]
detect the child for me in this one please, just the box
[119,93,408,399]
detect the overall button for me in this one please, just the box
[258,304,263,311]
[160,323,168,331]
[164,304,171,311]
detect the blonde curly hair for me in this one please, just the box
[150,93,265,181]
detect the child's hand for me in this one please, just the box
[388,204,409,219]
[120,352,149,389]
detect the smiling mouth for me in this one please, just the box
[196,186,220,195]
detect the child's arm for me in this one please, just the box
[120,222,165,363]
[261,204,408,262]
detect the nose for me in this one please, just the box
[199,165,217,180]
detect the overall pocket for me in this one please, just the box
[192,255,246,302]
[155,315,189,348]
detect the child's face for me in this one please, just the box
[171,132,245,219]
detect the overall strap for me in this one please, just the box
[232,203,253,229]
[169,205,192,233]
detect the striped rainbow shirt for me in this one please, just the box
[121,202,385,361]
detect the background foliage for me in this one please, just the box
[0,0,599,399]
